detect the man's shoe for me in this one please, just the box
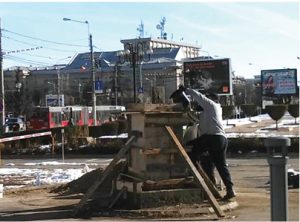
[222,189,236,200]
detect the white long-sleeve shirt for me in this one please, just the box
[186,88,225,137]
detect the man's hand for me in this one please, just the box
[178,84,186,92]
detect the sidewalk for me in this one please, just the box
[224,114,299,138]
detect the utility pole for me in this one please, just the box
[0,18,5,133]
[63,17,96,125]
[90,34,96,125]
[57,69,61,106]
[115,62,118,106]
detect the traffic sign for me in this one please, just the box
[95,80,103,94]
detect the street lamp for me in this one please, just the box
[114,62,119,106]
[0,18,5,132]
[55,56,71,107]
[117,42,153,103]
[63,17,96,125]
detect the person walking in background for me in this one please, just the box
[179,85,236,200]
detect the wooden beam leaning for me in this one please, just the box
[73,132,141,216]
[165,126,225,218]
[108,186,128,209]
[196,162,222,199]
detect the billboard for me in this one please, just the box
[183,58,232,95]
[46,94,65,107]
[261,69,297,96]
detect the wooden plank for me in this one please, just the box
[73,135,137,216]
[119,173,145,182]
[165,126,225,218]
[143,148,161,155]
[142,177,195,191]
[108,186,127,209]
[196,162,222,199]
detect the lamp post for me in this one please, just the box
[114,62,119,106]
[0,18,5,132]
[55,56,71,107]
[117,42,152,103]
[13,67,30,116]
[63,17,96,125]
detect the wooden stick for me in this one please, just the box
[108,186,127,209]
[73,135,137,216]
[165,126,225,218]
[196,162,222,199]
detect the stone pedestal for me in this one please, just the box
[127,103,190,180]
[113,103,205,209]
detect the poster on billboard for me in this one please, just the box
[183,58,232,95]
[261,69,297,96]
[46,94,65,107]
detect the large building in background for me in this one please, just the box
[3,37,203,116]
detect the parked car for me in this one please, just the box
[5,117,26,133]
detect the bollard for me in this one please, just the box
[61,128,65,162]
[264,136,290,221]
[0,184,3,198]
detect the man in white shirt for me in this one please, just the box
[180,85,236,200]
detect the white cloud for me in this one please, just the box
[169,14,229,39]
[206,3,299,40]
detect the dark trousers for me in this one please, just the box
[189,134,234,190]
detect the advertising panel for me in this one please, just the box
[46,94,65,107]
[261,69,297,96]
[183,58,232,95]
[95,80,103,94]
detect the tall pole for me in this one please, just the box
[132,51,136,103]
[139,61,143,89]
[90,34,96,125]
[57,69,61,106]
[0,18,5,133]
[63,18,96,125]
[119,42,152,103]
[115,63,118,106]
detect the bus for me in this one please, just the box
[26,105,125,131]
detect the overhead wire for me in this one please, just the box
[2,28,87,48]
[5,55,53,66]
[3,34,85,54]
[2,29,87,66]
[3,35,42,48]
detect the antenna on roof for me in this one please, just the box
[137,20,144,38]
[156,17,167,40]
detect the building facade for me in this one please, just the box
[4,37,202,116]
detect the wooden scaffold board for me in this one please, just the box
[165,126,225,218]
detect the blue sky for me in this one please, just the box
[0,1,299,79]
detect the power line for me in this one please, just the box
[2,28,87,48]
[3,35,82,54]
[3,46,43,55]
[3,35,41,48]
[1,29,89,67]
[4,54,52,66]
[42,45,83,53]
